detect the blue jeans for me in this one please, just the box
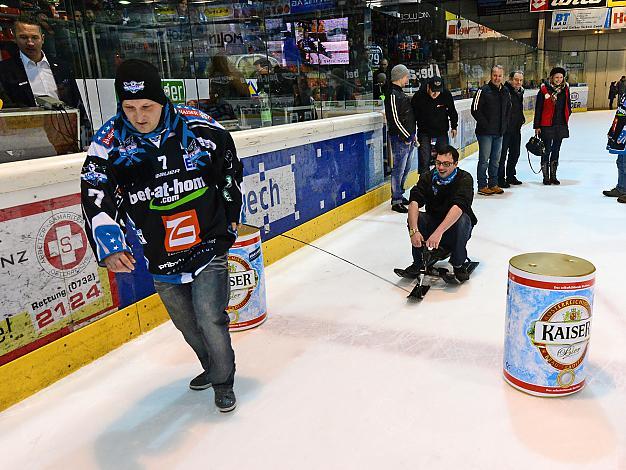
[390,134,414,204]
[154,253,235,389]
[476,134,503,189]
[617,154,626,192]
[412,212,473,267]
[418,133,449,174]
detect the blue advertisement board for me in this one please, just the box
[290,0,336,14]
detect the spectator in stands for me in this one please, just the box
[0,15,92,144]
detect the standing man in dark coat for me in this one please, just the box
[411,76,459,174]
[498,71,525,187]
[0,15,92,144]
[617,76,626,102]
[471,65,511,196]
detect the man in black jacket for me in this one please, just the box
[0,15,92,144]
[402,145,477,282]
[498,71,525,188]
[384,64,416,213]
[471,65,511,195]
[411,76,459,174]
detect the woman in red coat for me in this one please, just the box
[533,67,571,185]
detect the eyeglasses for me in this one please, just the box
[435,160,455,168]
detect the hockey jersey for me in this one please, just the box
[81,103,243,283]
[608,94,626,155]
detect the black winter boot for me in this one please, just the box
[550,161,560,185]
[541,163,551,185]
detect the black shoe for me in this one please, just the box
[391,204,408,213]
[603,188,625,197]
[498,179,510,189]
[189,371,212,390]
[453,264,471,283]
[401,197,410,205]
[214,387,237,412]
[507,177,523,185]
[618,195,626,204]
[403,263,422,277]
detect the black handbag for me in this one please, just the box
[525,136,545,174]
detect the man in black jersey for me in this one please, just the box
[81,60,242,412]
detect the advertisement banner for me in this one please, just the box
[290,0,335,14]
[570,86,589,111]
[446,19,504,39]
[609,0,626,5]
[477,0,529,16]
[530,0,607,12]
[551,8,611,30]
[162,80,186,104]
[0,195,118,365]
[611,6,626,27]
[241,129,384,239]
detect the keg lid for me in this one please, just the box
[238,224,259,237]
[510,252,596,277]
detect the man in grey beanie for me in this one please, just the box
[384,64,416,213]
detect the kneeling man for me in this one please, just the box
[404,145,478,282]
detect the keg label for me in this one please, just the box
[528,297,591,372]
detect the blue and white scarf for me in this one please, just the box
[432,168,458,195]
[111,102,207,168]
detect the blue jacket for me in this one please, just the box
[607,95,626,155]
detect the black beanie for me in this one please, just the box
[549,66,567,77]
[114,59,168,105]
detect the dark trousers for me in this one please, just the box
[411,212,473,268]
[540,136,563,165]
[498,128,522,182]
[418,133,449,174]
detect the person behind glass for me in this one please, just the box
[498,71,525,188]
[384,64,416,213]
[411,76,458,174]
[401,145,478,282]
[534,67,571,186]
[374,73,386,101]
[609,81,618,110]
[0,15,92,143]
[80,60,242,412]
[618,76,626,102]
[604,92,626,203]
[471,65,511,196]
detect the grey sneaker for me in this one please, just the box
[214,388,237,412]
[189,372,212,390]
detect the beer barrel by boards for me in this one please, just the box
[227,225,267,331]
[503,253,595,397]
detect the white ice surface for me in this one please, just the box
[1,111,626,470]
